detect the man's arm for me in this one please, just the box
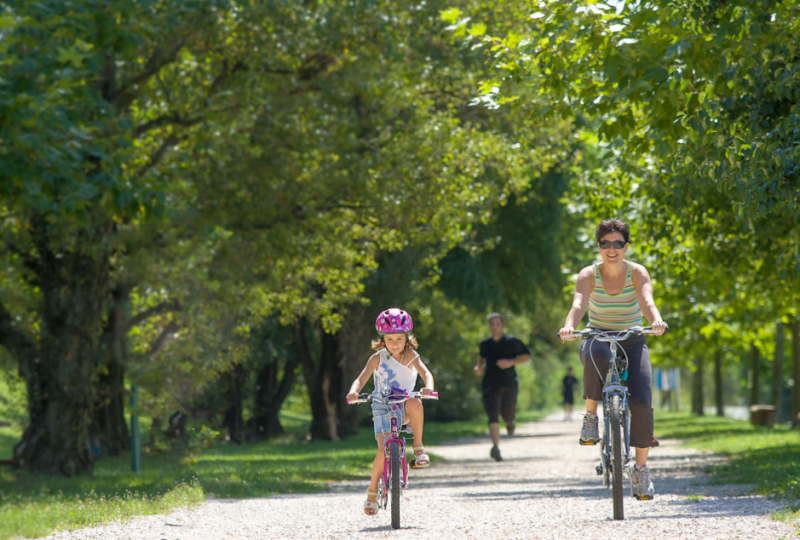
[474,355,486,376]
[497,354,529,369]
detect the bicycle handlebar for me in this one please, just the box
[558,325,669,342]
[347,391,439,405]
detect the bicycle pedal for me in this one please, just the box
[579,438,599,446]
[634,494,654,501]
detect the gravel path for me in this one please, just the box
[46,412,796,540]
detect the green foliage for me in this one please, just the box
[1,0,574,459]
[0,368,26,430]
[449,0,800,376]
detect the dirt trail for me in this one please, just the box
[46,412,796,540]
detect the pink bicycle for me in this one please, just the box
[348,389,438,529]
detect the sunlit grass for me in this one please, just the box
[0,481,204,539]
[655,410,800,522]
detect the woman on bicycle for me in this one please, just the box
[558,219,667,500]
[346,308,435,516]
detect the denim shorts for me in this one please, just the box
[371,400,405,437]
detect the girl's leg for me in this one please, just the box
[404,398,426,460]
[365,433,387,514]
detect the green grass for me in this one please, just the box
[0,412,540,539]
[655,410,800,522]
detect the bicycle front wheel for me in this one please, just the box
[390,442,401,529]
[611,394,624,520]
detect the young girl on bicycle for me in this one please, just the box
[346,308,435,516]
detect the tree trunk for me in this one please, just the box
[91,294,180,455]
[251,352,298,440]
[714,348,724,417]
[294,319,341,441]
[772,322,785,423]
[336,303,375,433]
[790,320,800,429]
[91,285,131,457]
[749,343,761,406]
[692,355,704,416]
[13,217,111,475]
[221,362,245,443]
[321,328,352,438]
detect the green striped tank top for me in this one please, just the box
[587,262,642,330]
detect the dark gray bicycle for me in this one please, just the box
[561,325,665,520]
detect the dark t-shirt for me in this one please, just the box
[479,334,530,388]
[562,375,579,401]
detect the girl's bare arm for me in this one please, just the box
[347,354,380,399]
[410,354,435,394]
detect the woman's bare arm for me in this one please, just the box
[559,266,594,339]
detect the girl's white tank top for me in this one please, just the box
[372,348,419,397]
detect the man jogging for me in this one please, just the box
[474,313,530,462]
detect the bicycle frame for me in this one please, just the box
[562,325,664,519]
[381,396,410,496]
[598,336,632,489]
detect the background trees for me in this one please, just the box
[2,0,798,477]
[0,0,574,474]
[465,0,800,422]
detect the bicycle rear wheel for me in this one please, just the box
[390,442,401,529]
[611,394,624,520]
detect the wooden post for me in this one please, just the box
[692,356,704,416]
[714,348,724,417]
[749,343,761,407]
[130,386,141,473]
[772,323,785,423]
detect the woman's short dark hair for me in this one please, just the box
[595,219,631,244]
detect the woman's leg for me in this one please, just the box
[580,337,610,442]
[626,339,658,455]
[635,447,650,467]
[581,337,611,410]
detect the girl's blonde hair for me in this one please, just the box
[371,334,419,351]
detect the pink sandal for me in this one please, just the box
[412,446,430,468]
[364,490,379,516]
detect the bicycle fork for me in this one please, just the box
[618,395,638,498]
[597,389,634,490]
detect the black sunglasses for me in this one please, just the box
[598,240,627,249]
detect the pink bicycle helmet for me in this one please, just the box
[375,308,413,334]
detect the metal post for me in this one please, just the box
[130,385,142,473]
